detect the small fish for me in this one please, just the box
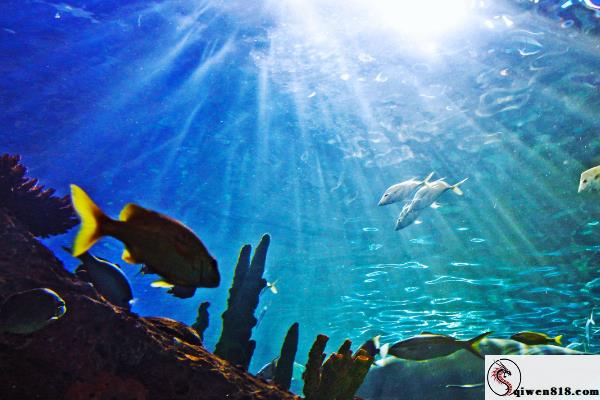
[387,331,492,361]
[256,358,306,381]
[411,178,468,211]
[261,279,279,295]
[585,309,595,352]
[0,288,66,334]
[446,383,484,389]
[63,247,133,309]
[378,172,435,206]
[395,202,423,231]
[510,331,562,346]
[566,342,583,350]
[70,184,220,299]
[578,165,600,193]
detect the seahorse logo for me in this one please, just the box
[487,359,521,396]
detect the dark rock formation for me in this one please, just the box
[192,301,210,342]
[303,335,373,400]
[0,154,77,237]
[0,209,298,400]
[215,234,270,369]
[274,322,299,390]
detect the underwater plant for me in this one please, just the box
[303,334,374,400]
[0,154,77,237]
[214,234,270,369]
[274,322,300,390]
[192,301,210,342]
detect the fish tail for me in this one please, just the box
[451,178,469,195]
[70,184,111,257]
[465,331,493,359]
[379,343,390,359]
[423,171,435,185]
[555,335,563,346]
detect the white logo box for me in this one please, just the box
[485,355,600,399]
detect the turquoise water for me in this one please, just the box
[2,0,600,391]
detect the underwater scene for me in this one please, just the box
[1,0,600,399]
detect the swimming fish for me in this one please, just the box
[378,172,435,206]
[387,331,492,361]
[256,357,306,381]
[395,202,423,231]
[63,247,133,309]
[585,309,595,352]
[578,165,600,193]
[446,383,484,389]
[261,279,279,295]
[69,184,220,299]
[410,178,468,211]
[0,288,66,334]
[510,331,562,346]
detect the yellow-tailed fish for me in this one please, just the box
[70,184,219,299]
[510,331,562,346]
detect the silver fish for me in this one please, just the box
[395,202,423,231]
[378,172,434,206]
[578,165,600,193]
[411,178,468,211]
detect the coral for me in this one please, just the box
[214,234,270,369]
[192,301,210,342]
[302,335,374,400]
[0,210,298,400]
[274,322,299,390]
[65,373,147,400]
[0,154,76,237]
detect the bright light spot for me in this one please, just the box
[364,0,472,38]
[501,15,514,27]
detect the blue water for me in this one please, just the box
[2,0,600,391]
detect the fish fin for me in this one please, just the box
[122,248,139,264]
[119,203,151,221]
[555,335,563,345]
[379,343,389,358]
[151,280,174,288]
[420,331,436,335]
[373,335,381,350]
[451,178,469,195]
[422,171,435,184]
[70,184,109,257]
[168,285,196,299]
[465,331,492,359]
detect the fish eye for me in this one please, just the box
[584,179,588,183]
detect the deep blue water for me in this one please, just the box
[2,0,600,391]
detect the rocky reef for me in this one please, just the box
[0,206,297,399]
